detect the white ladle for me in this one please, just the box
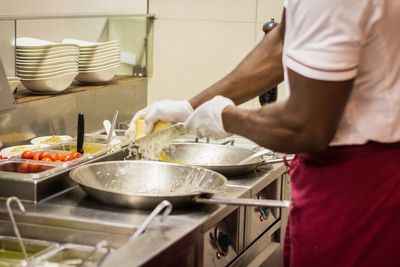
[6,197,28,261]
[103,118,120,146]
[103,120,116,138]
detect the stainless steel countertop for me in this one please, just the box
[0,163,286,266]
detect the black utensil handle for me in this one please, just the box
[77,113,85,154]
[259,18,279,106]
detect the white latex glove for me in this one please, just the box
[125,100,193,140]
[184,95,235,139]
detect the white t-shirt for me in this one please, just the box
[283,0,400,145]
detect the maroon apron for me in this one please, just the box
[284,142,400,267]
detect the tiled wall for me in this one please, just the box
[148,0,285,108]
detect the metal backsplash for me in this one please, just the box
[0,79,147,147]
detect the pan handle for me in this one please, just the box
[99,200,172,267]
[194,197,291,208]
[259,154,295,165]
[129,200,173,241]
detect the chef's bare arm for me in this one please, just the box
[222,69,354,154]
[189,12,286,109]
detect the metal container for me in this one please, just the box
[0,142,124,202]
[48,141,108,159]
[38,243,109,266]
[91,129,127,137]
[0,159,73,202]
[84,133,128,145]
[0,235,56,265]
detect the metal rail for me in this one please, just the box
[0,13,155,20]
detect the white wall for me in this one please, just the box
[0,21,15,76]
[148,0,285,108]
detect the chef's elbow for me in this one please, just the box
[304,127,336,152]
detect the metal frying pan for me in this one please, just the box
[155,143,274,176]
[69,161,290,210]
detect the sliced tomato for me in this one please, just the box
[39,151,51,160]
[61,154,72,162]
[29,164,41,173]
[70,152,82,159]
[21,150,33,159]
[32,153,40,161]
[18,163,30,173]
[55,153,64,161]
[49,154,58,161]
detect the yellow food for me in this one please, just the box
[10,145,39,153]
[75,144,103,154]
[39,135,63,144]
[135,120,173,140]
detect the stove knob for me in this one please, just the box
[217,232,232,254]
[259,207,270,222]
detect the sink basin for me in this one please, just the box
[37,243,109,267]
[0,238,109,267]
[0,211,134,249]
[0,236,55,265]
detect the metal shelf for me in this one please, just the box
[0,13,155,20]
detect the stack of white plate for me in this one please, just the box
[16,37,79,94]
[62,39,121,83]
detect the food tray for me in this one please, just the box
[37,243,109,266]
[48,141,108,159]
[0,235,56,265]
[0,145,129,203]
[0,236,108,266]
[0,159,75,203]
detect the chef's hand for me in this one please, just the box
[184,95,235,139]
[125,100,193,139]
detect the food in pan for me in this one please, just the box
[0,145,40,158]
[30,135,72,146]
[51,143,104,154]
[0,150,83,174]
[39,135,63,144]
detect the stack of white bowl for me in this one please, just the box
[16,37,79,94]
[7,77,21,94]
[62,39,121,83]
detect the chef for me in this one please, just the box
[126,0,400,266]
